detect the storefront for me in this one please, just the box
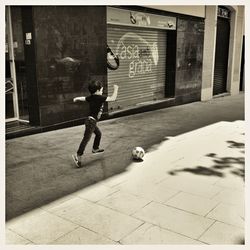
[6,5,107,130]
[5,5,244,138]
[107,7,176,111]
[5,6,29,123]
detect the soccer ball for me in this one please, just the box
[132,147,145,160]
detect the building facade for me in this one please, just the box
[5,5,245,134]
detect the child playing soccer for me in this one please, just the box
[72,81,119,167]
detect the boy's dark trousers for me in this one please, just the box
[77,116,101,156]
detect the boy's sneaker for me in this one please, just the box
[72,154,82,168]
[92,148,104,154]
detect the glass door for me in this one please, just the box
[6,6,19,121]
[6,6,29,122]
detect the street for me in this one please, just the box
[6,93,245,244]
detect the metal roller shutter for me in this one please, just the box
[107,24,167,111]
[213,17,230,95]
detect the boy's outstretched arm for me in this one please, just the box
[106,85,119,102]
[73,96,86,102]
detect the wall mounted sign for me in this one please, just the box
[107,7,176,30]
[25,40,31,45]
[217,6,230,19]
[25,32,32,46]
[13,41,18,48]
[25,32,32,40]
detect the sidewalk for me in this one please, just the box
[5,93,245,245]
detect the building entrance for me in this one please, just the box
[213,7,230,95]
[5,6,29,122]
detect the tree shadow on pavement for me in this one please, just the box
[168,140,245,181]
[169,166,225,177]
[227,140,244,149]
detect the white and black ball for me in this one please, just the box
[132,147,145,160]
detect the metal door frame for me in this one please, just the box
[6,6,20,122]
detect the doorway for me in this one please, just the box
[213,7,230,95]
[5,6,29,123]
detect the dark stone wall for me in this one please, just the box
[33,6,107,126]
[175,18,204,104]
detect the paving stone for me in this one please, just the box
[206,203,244,228]
[98,190,150,215]
[48,196,143,242]
[214,176,244,191]
[124,162,169,184]
[165,192,219,216]
[5,229,31,245]
[212,189,244,205]
[199,221,244,244]
[41,194,75,211]
[6,208,78,244]
[121,223,205,244]
[73,183,118,202]
[51,227,116,244]
[100,171,131,187]
[156,176,222,198]
[118,179,179,203]
[133,202,214,239]
[165,169,220,185]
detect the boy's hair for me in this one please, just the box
[88,80,103,94]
